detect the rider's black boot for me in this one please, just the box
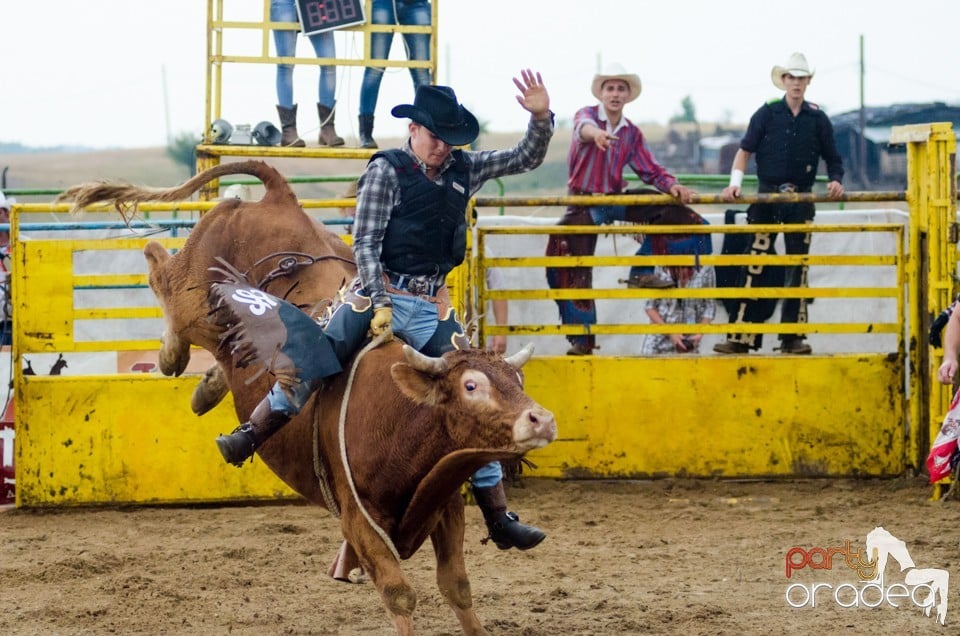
[215,399,291,467]
[472,481,546,551]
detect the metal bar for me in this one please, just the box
[218,55,429,68]
[475,192,906,207]
[74,307,162,320]
[519,288,896,300]
[214,19,431,34]
[73,275,148,287]
[12,221,197,231]
[65,340,167,353]
[479,222,905,235]
[495,255,897,267]
[194,144,376,159]
[491,323,899,336]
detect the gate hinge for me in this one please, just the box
[950,223,960,244]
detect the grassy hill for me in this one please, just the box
[0,128,570,193]
[0,129,575,224]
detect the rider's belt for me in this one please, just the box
[759,182,812,194]
[386,271,446,297]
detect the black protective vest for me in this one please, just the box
[375,149,470,277]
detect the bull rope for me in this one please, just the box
[312,399,340,517]
[249,251,355,291]
[325,330,401,563]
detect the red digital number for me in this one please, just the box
[339,0,357,19]
[304,1,337,26]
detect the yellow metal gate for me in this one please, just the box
[9,123,957,506]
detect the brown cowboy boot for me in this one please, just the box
[472,481,546,550]
[276,104,306,148]
[358,114,377,149]
[317,103,345,147]
[215,399,291,467]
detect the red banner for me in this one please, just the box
[1,399,13,505]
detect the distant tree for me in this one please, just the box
[166,132,199,177]
[669,96,698,124]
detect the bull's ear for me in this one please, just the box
[390,363,442,406]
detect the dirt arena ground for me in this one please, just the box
[1,476,957,635]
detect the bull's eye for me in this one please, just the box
[464,380,477,392]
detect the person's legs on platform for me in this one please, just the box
[778,214,814,354]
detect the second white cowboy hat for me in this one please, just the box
[771,52,815,90]
[591,63,642,103]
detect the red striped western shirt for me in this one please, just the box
[566,105,677,195]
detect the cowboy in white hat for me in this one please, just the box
[714,52,844,356]
[577,62,693,201]
[546,62,699,355]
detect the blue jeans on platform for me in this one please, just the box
[588,205,653,280]
[271,0,337,108]
[359,0,432,116]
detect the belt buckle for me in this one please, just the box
[778,183,797,194]
[407,278,431,295]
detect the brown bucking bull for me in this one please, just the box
[58,160,558,635]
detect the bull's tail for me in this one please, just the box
[56,160,293,223]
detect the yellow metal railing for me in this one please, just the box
[7,124,958,503]
[891,123,959,498]
[196,0,442,197]
[204,0,438,145]
[474,222,904,341]
[467,190,913,475]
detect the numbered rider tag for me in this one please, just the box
[231,288,279,316]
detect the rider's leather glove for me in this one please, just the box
[370,306,393,338]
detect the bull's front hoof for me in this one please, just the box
[158,348,189,377]
[192,365,230,415]
[158,330,190,377]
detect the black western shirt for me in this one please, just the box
[740,99,844,190]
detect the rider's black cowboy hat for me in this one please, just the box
[391,85,479,146]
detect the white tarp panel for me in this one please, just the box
[477,208,908,356]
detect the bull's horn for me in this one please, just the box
[402,344,448,375]
[504,343,535,369]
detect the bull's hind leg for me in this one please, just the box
[344,514,418,635]
[430,498,488,636]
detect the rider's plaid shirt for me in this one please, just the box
[353,115,554,309]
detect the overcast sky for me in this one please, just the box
[3,0,958,149]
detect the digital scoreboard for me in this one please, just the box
[296,0,366,36]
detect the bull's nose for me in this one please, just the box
[527,406,557,442]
